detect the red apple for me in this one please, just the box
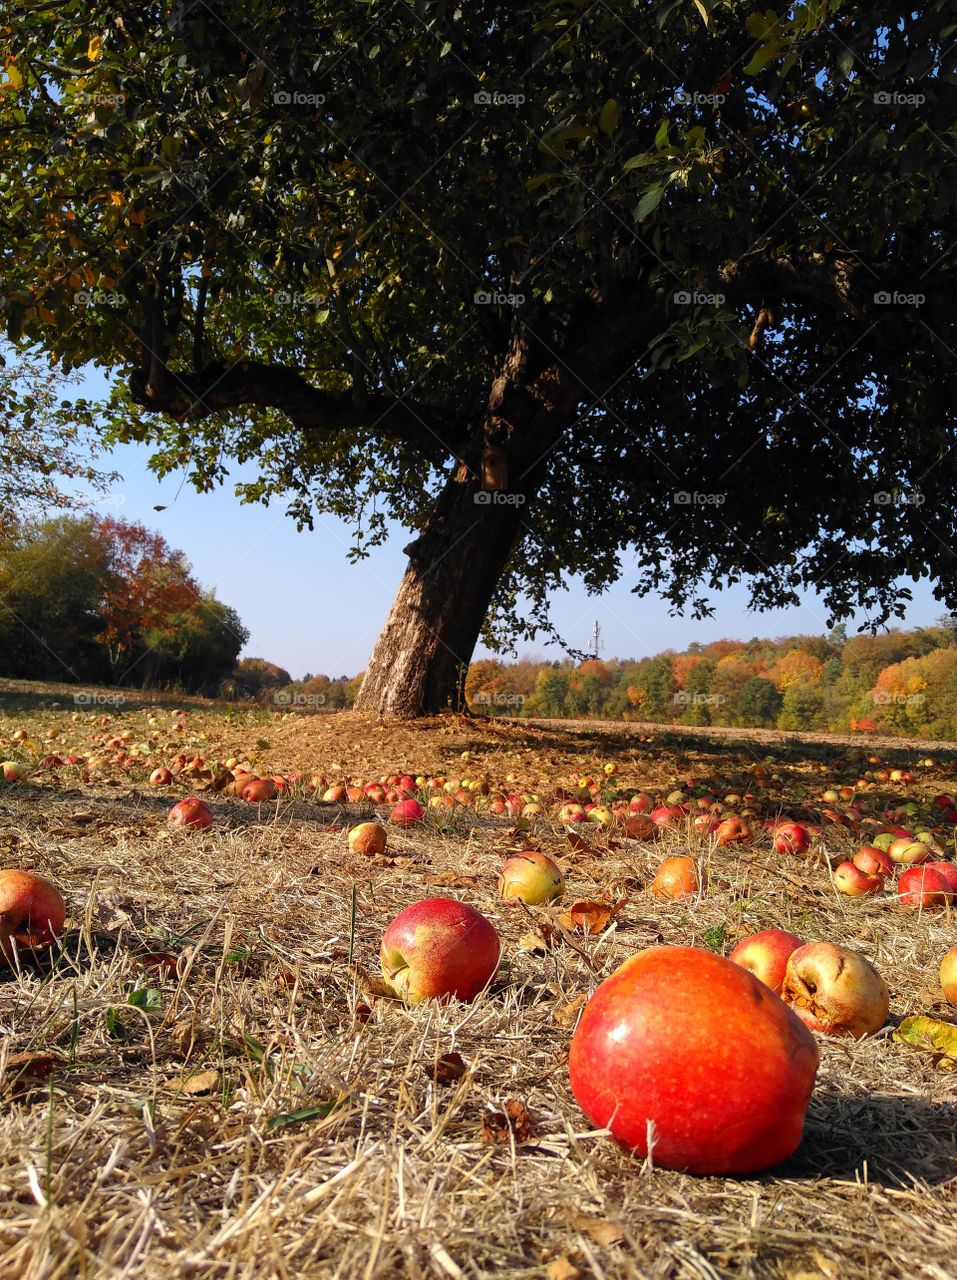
[782,942,889,1038]
[379,898,500,1002]
[149,767,173,786]
[348,823,387,857]
[940,948,957,1006]
[832,861,883,896]
[0,761,27,783]
[568,946,819,1175]
[649,805,685,828]
[923,861,957,895]
[390,798,424,827]
[853,846,893,877]
[240,777,278,803]
[729,929,804,995]
[0,869,66,964]
[897,866,954,908]
[773,822,811,855]
[167,797,214,830]
[628,792,653,814]
[558,802,587,823]
[887,838,930,866]
[650,856,706,901]
[498,852,564,904]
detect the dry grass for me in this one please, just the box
[1,691,956,1279]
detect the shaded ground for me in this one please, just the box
[1,696,956,1279]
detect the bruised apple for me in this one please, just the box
[498,852,564,904]
[897,866,954,908]
[650,856,705,901]
[568,946,819,1175]
[782,942,889,1038]
[348,822,387,857]
[773,822,811,855]
[167,797,214,830]
[853,846,894,878]
[0,869,66,964]
[380,898,500,1002]
[832,862,883,896]
[390,798,424,828]
[729,929,804,995]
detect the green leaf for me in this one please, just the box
[599,99,618,136]
[104,1008,131,1041]
[635,184,665,221]
[654,120,670,150]
[265,1097,345,1131]
[692,0,710,26]
[895,1016,957,1059]
[744,43,780,75]
[623,154,655,170]
[127,987,162,1010]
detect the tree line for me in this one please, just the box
[0,515,247,694]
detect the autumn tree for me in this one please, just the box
[4,4,957,715]
[767,649,825,692]
[93,517,200,677]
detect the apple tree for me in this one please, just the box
[2,1,956,715]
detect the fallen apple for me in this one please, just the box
[940,948,957,1006]
[568,946,819,1175]
[498,851,565,904]
[650,856,706,901]
[782,942,889,1038]
[390,798,424,827]
[773,822,811,855]
[240,777,278,803]
[0,869,66,965]
[832,861,883,896]
[897,866,954,908]
[348,822,387,857]
[729,928,804,995]
[0,761,26,783]
[887,838,930,866]
[853,846,894,878]
[167,797,214,830]
[379,898,500,1002]
[149,767,173,786]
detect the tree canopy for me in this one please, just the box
[2,2,956,712]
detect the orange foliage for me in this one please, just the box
[671,654,708,688]
[767,649,824,691]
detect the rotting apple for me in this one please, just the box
[498,851,565,905]
[832,862,884,896]
[568,946,819,1175]
[348,823,387,857]
[897,866,954,908]
[0,869,66,965]
[853,846,894,878]
[379,898,500,1002]
[781,942,889,1038]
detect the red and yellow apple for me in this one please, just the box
[568,946,819,1174]
[940,948,957,1006]
[773,822,811,855]
[897,866,954,908]
[853,845,893,878]
[498,852,564,904]
[0,869,66,964]
[729,928,804,995]
[379,898,500,1002]
[650,856,706,901]
[348,823,387,857]
[832,861,883,896]
[167,797,214,830]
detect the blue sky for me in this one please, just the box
[69,368,943,679]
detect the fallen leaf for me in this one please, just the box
[546,1259,581,1280]
[894,1015,957,1060]
[553,994,588,1028]
[353,1002,373,1026]
[1,1052,62,1099]
[481,1097,536,1144]
[570,1214,624,1247]
[426,1051,467,1085]
[519,926,557,953]
[266,1097,343,1130]
[566,831,593,852]
[559,899,626,935]
[178,1068,220,1095]
[350,962,397,1000]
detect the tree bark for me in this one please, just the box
[354,459,532,717]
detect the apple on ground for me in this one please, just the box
[558,802,587,823]
[887,838,931,866]
[832,862,883,896]
[348,823,387,857]
[729,929,804,995]
[0,869,66,965]
[568,946,819,1175]
[379,898,500,1002]
[782,942,889,1038]
[853,846,894,877]
[498,852,565,904]
[167,797,214,830]
[0,761,26,782]
[650,856,706,901]
[897,866,954,908]
[940,948,957,1006]
[241,777,278,803]
[149,767,173,786]
[390,798,424,827]
[773,822,811,855]
[924,861,957,895]
[586,806,615,829]
[715,816,752,846]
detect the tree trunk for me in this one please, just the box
[355,462,530,717]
